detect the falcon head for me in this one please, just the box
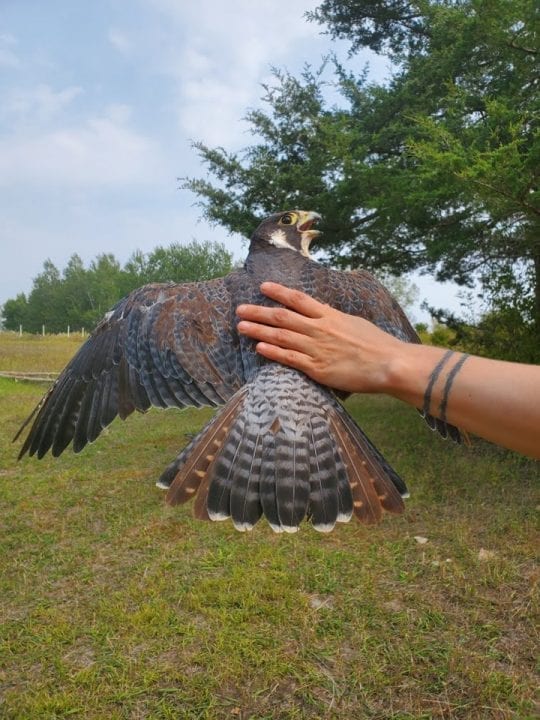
[252,210,322,258]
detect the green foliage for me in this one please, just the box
[308,0,432,57]
[429,306,539,363]
[125,239,234,286]
[1,293,28,330]
[375,272,419,317]
[2,241,233,333]
[464,308,539,363]
[183,0,540,359]
[429,323,456,349]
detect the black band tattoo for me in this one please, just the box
[422,349,454,417]
[439,353,470,423]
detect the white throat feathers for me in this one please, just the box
[268,229,312,258]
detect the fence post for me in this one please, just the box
[67,325,70,337]
[19,324,22,337]
[42,325,45,336]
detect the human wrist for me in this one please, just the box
[386,343,463,410]
[383,342,427,404]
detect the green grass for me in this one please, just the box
[0,334,538,719]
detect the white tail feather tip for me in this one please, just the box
[313,522,336,533]
[208,510,230,522]
[282,525,300,534]
[233,521,254,532]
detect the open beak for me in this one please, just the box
[297,211,322,257]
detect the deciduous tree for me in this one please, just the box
[2,241,233,333]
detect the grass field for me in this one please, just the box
[0,333,538,719]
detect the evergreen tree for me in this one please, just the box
[183,0,539,357]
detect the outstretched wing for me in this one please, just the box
[15,277,244,459]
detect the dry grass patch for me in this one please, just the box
[0,331,85,373]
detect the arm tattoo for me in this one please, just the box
[422,350,454,417]
[439,353,469,423]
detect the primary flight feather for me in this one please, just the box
[15,210,461,532]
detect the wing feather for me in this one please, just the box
[31,375,75,458]
[16,276,245,458]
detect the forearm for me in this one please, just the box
[387,344,540,459]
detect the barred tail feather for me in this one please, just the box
[333,401,408,501]
[206,420,245,521]
[259,434,281,532]
[275,436,310,533]
[229,434,263,531]
[334,445,354,523]
[159,367,407,533]
[307,417,340,532]
[162,389,247,512]
[329,407,405,523]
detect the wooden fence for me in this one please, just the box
[0,371,57,383]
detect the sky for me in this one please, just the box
[0,0,467,324]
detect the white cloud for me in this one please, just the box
[0,105,166,189]
[178,74,253,147]
[3,84,83,123]
[108,28,131,55]
[0,33,20,68]
[135,0,390,150]
[0,200,248,307]
[143,0,325,147]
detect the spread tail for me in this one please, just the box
[159,366,407,532]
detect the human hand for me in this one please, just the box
[236,282,405,395]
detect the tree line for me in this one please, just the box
[4,1,537,361]
[1,240,233,334]
[183,0,539,362]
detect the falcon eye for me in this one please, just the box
[279,212,297,226]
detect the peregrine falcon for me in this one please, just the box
[15,211,461,533]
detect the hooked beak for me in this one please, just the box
[296,211,322,257]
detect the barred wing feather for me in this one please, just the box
[15,278,244,459]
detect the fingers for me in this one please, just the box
[253,341,313,374]
[237,320,313,355]
[237,284,332,333]
[258,282,327,319]
[236,303,314,335]
[236,283,333,375]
